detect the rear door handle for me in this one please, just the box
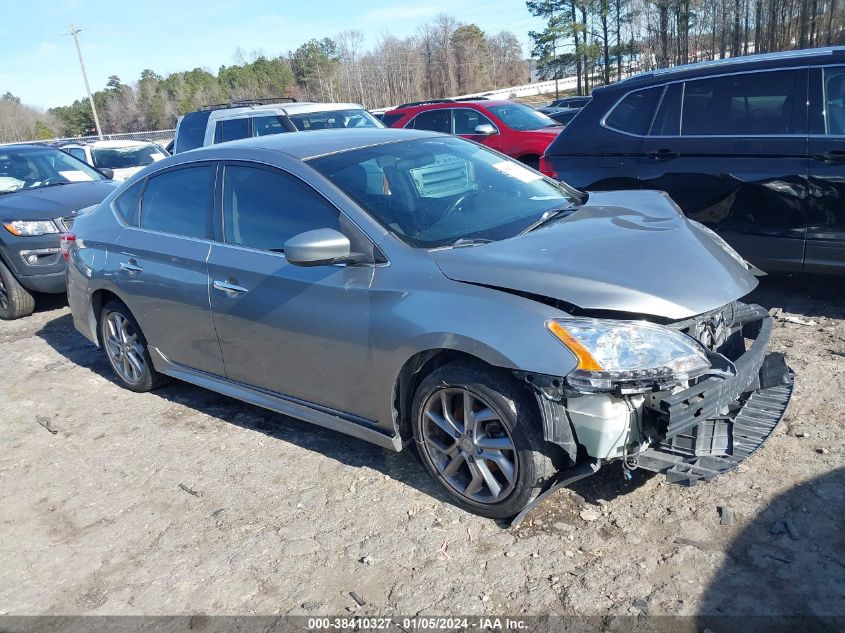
[119,260,143,274]
[213,280,248,296]
[813,150,845,163]
[646,149,679,160]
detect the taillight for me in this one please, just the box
[539,155,558,179]
[60,233,76,261]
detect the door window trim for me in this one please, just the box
[600,65,811,139]
[214,159,387,265]
[450,107,500,135]
[132,160,219,242]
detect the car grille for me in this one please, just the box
[58,217,75,231]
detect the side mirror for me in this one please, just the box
[474,124,496,135]
[98,168,114,180]
[284,228,352,267]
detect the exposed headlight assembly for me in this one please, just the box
[546,318,711,394]
[3,220,59,237]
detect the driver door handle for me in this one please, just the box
[213,280,248,296]
[646,149,679,160]
[813,150,845,163]
[119,260,143,274]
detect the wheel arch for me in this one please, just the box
[392,348,540,442]
[89,288,128,346]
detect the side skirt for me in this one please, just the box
[150,348,403,452]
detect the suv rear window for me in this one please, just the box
[605,86,663,135]
[174,111,212,154]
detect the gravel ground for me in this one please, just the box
[1,274,843,619]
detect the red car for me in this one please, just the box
[384,99,562,169]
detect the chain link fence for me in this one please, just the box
[17,129,175,147]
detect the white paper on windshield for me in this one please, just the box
[491,161,543,184]
[59,170,94,182]
[151,153,166,162]
[0,177,23,192]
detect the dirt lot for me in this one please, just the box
[1,274,843,620]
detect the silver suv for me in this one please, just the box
[172,98,383,154]
[64,128,793,520]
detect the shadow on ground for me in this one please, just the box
[34,313,454,513]
[698,467,845,631]
[748,273,845,320]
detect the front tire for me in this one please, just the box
[411,361,555,519]
[0,259,35,320]
[100,300,166,392]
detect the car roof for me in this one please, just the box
[203,102,369,117]
[607,46,845,91]
[389,99,514,114]
[0,143,59,152]
[192,127,444,160]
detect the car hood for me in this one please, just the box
[0,180,118,220]
[430,190,758,320]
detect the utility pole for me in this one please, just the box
[68,25,102,138]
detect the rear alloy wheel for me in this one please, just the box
[100,301,166,392]
[412,361,555,519]
[0,259,35,320]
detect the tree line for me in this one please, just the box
[0,15,527,142]
[528,0,844,94]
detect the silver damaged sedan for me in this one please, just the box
[64,129,794,520]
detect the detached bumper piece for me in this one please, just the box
[637,309,794,486]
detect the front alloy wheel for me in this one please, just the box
[421,388,518,504]
[411,361,555,519]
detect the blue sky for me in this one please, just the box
[0,0,546,109]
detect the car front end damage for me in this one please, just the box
[515,301,793,522]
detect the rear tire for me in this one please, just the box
[100,300,167,392]
[0,259,35,320]
[411,360,555,519]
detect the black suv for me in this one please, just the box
[542,47,845,273]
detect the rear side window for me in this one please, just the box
[253,115,288,137]
[112,179,144,226]
[222,165,340,252]
[681,69,802,135]
[65,148,87,162]
[409,110,451,133]
[823,66,845,135]
[174,111,211,153]
[650,83,682,136]
[140,165,214,238]
[214,118,250,144]
[381,113,404,127]
[605,87,663,135]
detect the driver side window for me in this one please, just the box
[452,109,495,135]
[222,164,340,252]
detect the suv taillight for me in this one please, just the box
[60,233,76,261]
[539,155,558,179]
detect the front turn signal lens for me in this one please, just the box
[546,320,604,371]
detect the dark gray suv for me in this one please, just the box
[0,144,117,319]
[65,129,793,519]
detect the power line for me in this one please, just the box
[68,25,103,138]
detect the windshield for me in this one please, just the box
[92,144,167,170]
[0,146,103,194]
[309,137,581,248]
[486,103,559,131]
[288,108,383,131]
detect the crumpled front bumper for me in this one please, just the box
[636,305,794,485]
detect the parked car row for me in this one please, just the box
[7,49,827,520]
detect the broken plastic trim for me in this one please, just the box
[510,459,601,528]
